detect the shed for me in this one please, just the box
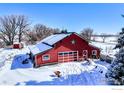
[13,43,23,49]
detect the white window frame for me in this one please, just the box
[92,50,97,55]
[82,50,88,56]
[42,54,50,61]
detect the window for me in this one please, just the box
[83,50,88,56]
[63,52,68,55]
[58,53,63,56]
[92,50,97,55]
[92,50,97,59]
[42,54,50,61]
[71,40,76,44]
[58,51,78,62]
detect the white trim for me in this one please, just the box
[73,33,88,43]
[77,51,79,61]
[42,54,50,61]
[58,51,77,54]
[92,50,97,55]
[58,51,78,62]
[34,55,37,67]
[68,52,69,62]
[82,50,88,57]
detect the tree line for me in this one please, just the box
[0,15,60,47]
[0,15,116,48]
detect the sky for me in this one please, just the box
[0,3,124,34]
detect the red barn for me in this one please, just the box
[29,32,100,67]
[13,43,23,49]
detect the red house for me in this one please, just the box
[29,32,100,67]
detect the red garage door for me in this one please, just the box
[58,51,78,62]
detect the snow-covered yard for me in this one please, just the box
[0,47,110,85]
[91,41,117,55]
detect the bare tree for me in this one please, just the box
[0,42,4,48]
[25,24,60,44]
[25,31,37,44]
[80,28,93,42]
[100,33,107,43]
[0,15,30,46]
[0,36,4,48]
[33,24,60,41]
[17,15,30,42]
[0,15,19,45]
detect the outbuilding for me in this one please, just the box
[29,32,100,67]
[13,42,23,49]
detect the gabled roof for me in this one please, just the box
[29,33,72,55]
[29,32,99,55]
[29,33,71,55]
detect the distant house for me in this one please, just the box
[29,32,100,67]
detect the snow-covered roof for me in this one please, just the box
[29,33,71,55]
[29,43,52,55]
[29,33,91,55]
[41,33,71,45]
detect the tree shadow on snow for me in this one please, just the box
[16,74,86,85]
[16,71,106,85]
[11,54,33,70]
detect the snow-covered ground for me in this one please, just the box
[0,47,110,85]
[91,41,118,56]
[1,61,109,85]
[91,36,117,44]
[1,37,118,86]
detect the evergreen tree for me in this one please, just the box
[61,29,68,33]
[106,28,124,85]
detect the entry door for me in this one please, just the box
[82,50,88,58]
[58,51,78,62]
